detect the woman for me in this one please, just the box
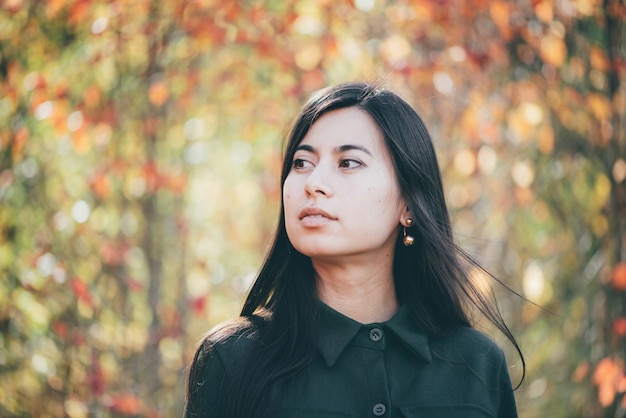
[185,82,523,418]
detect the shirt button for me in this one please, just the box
[369,327,383,342]
[372,403,386,416]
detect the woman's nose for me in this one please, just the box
[304,165,332,197]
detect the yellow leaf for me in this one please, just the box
[590,46,610,71]
[379,35,411,66]
[538,124,554,154]
[588,93,612,121]
[490,1,510,27]
[295,44,323,71]
[72,128,91,155]
[534,0,554,23]
[576,0,597,16]
[540,35,567,67]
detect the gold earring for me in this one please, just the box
[403,218,414,246]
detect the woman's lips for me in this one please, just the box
[300,214,333,227]
[298,206,336,227]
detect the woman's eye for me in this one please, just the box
[293,158,313,169]
[339,159,362,169]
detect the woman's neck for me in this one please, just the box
[313,259,398,324]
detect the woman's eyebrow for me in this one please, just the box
[294,143,373,156]
[295,144,316,153]
[335,144,372,156]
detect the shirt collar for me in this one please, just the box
[317,302,432,367]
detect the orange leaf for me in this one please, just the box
[45,0,65,18]
[490,1,510,27]
[593,357,621,386]
[164,172,187,194]
[11,126,28,162]
[148,81,169,106]
[618,374,626,393]
[84,85,102,109]
[572,361,589,382]
[109,393,143,415]
[612,263,626,291]
[91,172,112,199]
[593,357,626,406]
[68,0,89,26]
[598,383,616,407]
[614,317,626,337]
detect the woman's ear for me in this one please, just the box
[399,206,413,226]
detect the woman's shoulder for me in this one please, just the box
[430,326,507,365]
[195,314,268,364]
[446,326,504,348]
[186,315,269,417]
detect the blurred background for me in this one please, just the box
[0,0,624,416]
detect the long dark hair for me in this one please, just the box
[186,82,524,418]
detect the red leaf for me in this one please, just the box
[100,241,127,266]
[89,353,105,396]
[190,296,207,316]
[143,161,160,192]
[52,321,69,340]
[126,277,144,292]
[70,277,93,307]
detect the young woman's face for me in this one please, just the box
[283,107,407,262]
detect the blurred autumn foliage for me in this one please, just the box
[0,0,624,417]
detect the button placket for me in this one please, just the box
[362,326,389,417]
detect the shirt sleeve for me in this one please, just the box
[183,337,228,418]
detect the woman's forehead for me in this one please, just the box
[300,107,384,150]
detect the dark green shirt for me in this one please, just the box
[186,303,518,417]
